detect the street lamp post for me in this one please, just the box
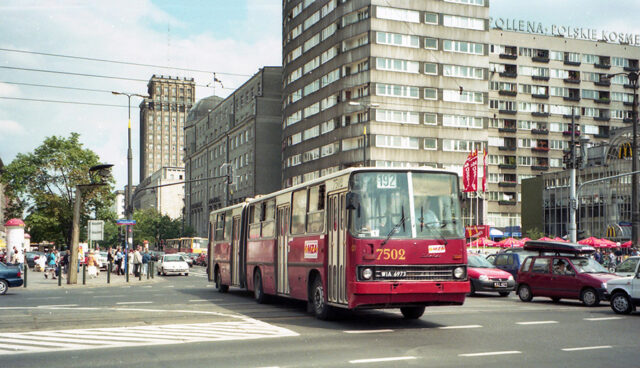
[606,72,639,248]
[348,101,380,167]
[112,91,148,282]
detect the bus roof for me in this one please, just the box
[523,240,595,255]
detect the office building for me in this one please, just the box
[133,167,185,219]
[184,67,283,236]
[139,75,196,182]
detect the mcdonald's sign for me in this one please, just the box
[607,225,617,238]
[619,142,633,159]
[465,225,490,239]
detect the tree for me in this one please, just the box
[132,209,186,248]
[525,227,544,240]
[1,133,114,247]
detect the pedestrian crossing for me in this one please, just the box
[0,319,299,355]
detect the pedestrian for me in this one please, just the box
[128,249,134,275]
[44,249,58,279]
[14,248,25,271]
[86,250,100,278]
[142,248,150,276]
[59,251,69,279]
[107,247,114,272]
[133,246,142,277]
[115,247,124,275]
[594,249,601,263]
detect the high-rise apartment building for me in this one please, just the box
[282,0,489,195]
[282,0,640,232]
[139,75,196,182]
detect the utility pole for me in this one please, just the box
[569,107,577,243]
[631,73,639,248]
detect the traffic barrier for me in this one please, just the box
[58,266,61,287]
[82,264,86,285]
[107,262,111,284]
[23,264,27,288]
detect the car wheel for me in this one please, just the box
[215,268,229,293]
[0,280,8,295]
[185,273,189,276]
[310,276,333,320]
[610,292,633,314]
[551,297,561,303]
[468,282,476,296]
[499,291,511,297]
[400,306,425,319]
[518,284,533,302]
[254,270,266,304]
[581,288,600,307]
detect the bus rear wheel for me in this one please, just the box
[254,270,267,304]
[400,306,425,319]
[215,268,228,293]
[310,277,333,320]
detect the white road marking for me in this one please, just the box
[584,317,623,321]
[94,295,125,298]
[516,321,558,325]
[115,301,153,305]
[438,325,483,330]
[459,351,522,357]
[189,299,221,302]
[165,285,175,288]
[562,345,612,352]
[37,304,78,308]
[27,297,63,300]
[343,329,393,334]
[205,284,214,287]
[349,356,416,364]
[0,321,298,355]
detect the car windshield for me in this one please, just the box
[468,255,496,268]
[570,257,609,273]
[164,255,184,262]
[616,257,639,273]
[348,171,463,240]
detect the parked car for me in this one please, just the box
[157,254,189,276]
[607,258,640,314]
[516,241,620,306]
[25,251,45,268]
[486,248,538,281]
[468,254,515,297]
[0,261,23,295]
[97,251,109,270]
[614,256,640,277]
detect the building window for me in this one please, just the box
[424,63,438,75]
[424,113,437,125]
[376,58,420,73]
[424,12,438,24]
[424,88,437,100]
[443,40,484,55]
[375,135,419,149]
[424,37,438,50]
[376,31,419,48]
[376,6,420,23]
[443,14,485,30]
[376,109,420,124]
[424,138,437,150]
[376,84,419,98]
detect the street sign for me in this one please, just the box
[116,219,137,226]
[88,220,104,241]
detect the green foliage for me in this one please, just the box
[1,133,114,246]
[525,227,544,240]
[132,209,186,248]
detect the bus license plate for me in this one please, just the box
[494,282,508,288]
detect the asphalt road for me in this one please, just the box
[1,267,639,368]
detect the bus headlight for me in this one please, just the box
[479,274,489,281]
[453,266,465,279]
[361,268,373,280]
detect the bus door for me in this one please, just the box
[231,216,242,286]
[276,205,290,295]
[328,192,347,305]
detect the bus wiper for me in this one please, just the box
[419,206,424,232]
[432,221,448,246]
[381,206,405,247]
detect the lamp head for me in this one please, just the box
[89,164,113,184]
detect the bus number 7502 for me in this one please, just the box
[376,248,406,260]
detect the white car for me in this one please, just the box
[607,258,640,314]
[157,254,189,276]
[614,256,640,277]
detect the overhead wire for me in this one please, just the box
[0,96,130,108]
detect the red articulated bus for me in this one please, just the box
[208,168,469,320]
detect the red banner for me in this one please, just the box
[462,150,478,192]
[482,149,488,193]
[465,225,491,239]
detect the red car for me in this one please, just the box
[468,254,515,297]
[516,241,620,306]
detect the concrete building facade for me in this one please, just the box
[184,67,283,236]
[133,167,185,219]
[139,75,195,182]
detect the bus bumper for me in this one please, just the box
[349,281,469,309]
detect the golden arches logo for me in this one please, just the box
[619,142,633,158]
[606,226,617,238]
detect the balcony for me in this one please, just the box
[594,116,610,122]
[499,71,517,78]
[594,63,611,69]
[499,109,517,115]
[595,80,611,87]
[532,128,549,135]
[624,66,640,72]
[624,101,634,107]
[532,146,550,152]
[532,112,550,117]
[498,146,517,151]
[564,60,581,66]
[499,127,517,133]
[532,75,550,81]
[563,78,580,84]
[595,98,610,105]
[498,164,516,170]
[624,84,635,89]
[498,181,517,188]
[563,114,580,120]
[563,96,580,102]
[563,130,581,136]
[499,90,517,96]
[532,93,549,99]
[532,56,550,63]
[531,165,550,171]
[624,117,634,123]
[499,200,518,206]
[594,132,610,139]
[499,53,517,60]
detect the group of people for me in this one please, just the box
[106,246,150,277]
[593,247,640,268]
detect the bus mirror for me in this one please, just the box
[346,192,359,210]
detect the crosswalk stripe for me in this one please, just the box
[0,320,298,355]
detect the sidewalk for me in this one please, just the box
[22,266,161,290]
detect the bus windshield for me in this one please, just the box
[348,171,463,240]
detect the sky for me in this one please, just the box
[1,0,639,190]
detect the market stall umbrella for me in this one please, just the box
[599,238,618,248]
[578,236,604,247]
[553,237,568,242]
[622,240,632,248]
[498,237,523,248]
[537,237,555,242]
[467,237,496,248]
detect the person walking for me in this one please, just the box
[133,246,142,277]
[115,247,124,275]
[44,249,58,279]
[107,247,114,273]
[142,249,150,276]
[128,249,134,275]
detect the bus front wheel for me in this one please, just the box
[310,277,333,320]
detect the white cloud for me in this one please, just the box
[0,119,26,135]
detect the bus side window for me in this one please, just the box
[262,199,276,238]
[224,210,233,241]
[291,189,307,235]
[249,204,262,239]
[307,184,325,233]
[215,213,225,241]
